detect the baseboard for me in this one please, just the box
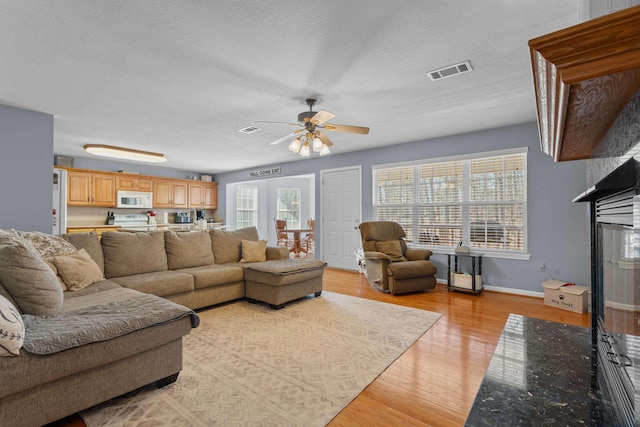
[436,279,544,298]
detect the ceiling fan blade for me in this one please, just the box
[314,130,333,147]
[255,121,300,126]
[269,130,301,145]
[310,110,335,125]
[322,124,370,134]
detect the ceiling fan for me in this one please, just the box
[257,98,370,157]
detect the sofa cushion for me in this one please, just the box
[62,231,105,273]
[0,231,63,315]
[15,230,76,259]
[53,249,105,291]
[174,265,245,290]
[110,271,194,297]
[164,231,214,270]
[101,231,168,278]
[240,239,267,263]
[210,227,259,264]
[375,239,408,262]
[0,294,24,357]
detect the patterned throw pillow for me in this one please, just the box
[15,230,77,259]
[0,294,25,357]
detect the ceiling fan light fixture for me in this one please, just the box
[83,144,167,163]
[300,144,310,157]
[288,137,301,153]
[319,144,331,156]
[312,137,323,152]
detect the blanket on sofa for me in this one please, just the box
[21,294,199,355]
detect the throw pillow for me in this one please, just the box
[53,249,105,291]
[375,239,408,262]
[15,230,77,259]
[0,294,24,357]
[0,231,63,315]
[44,257,68,291]
[240,239,268,263]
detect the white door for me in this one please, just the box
[321,166,362,270]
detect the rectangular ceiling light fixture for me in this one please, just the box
[83,144,167,163]
[238,125,262,134]
[427,60,473,81]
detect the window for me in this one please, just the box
[277,188,301,229]
[373,148,527,257]
[236,185,258,229]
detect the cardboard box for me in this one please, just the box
[452,273,482,290]
[542,280,589,313]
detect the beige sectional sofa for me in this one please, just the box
[0,226,325,427]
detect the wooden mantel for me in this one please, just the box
[529,5,640,162]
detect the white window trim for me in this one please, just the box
[373,148,530,260]
[236,185,258,229]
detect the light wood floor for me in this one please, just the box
[49,267,590,427]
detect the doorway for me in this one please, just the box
[320,166,362,270]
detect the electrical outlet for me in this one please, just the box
[539,264,546,272]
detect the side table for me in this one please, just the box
[446,252,483,295]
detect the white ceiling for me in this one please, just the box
[0,1,580,173]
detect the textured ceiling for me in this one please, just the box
[0,1,580,173]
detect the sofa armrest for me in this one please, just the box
[406,248,433,261]
[266,246,289,260]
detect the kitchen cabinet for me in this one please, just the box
[203,182,218,209]
[67,171,116,207]
[115,175,153,191]
[154,180,188,208]
[66,226,120,235]
[188,182,218,209]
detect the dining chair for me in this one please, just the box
[303,218,315,254]
[275,219,291,247]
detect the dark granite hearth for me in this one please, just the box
[465,314,619,426]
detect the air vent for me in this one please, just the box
[238,125,262,134]
[427,61,473,81]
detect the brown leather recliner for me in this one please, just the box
[359,221,437,295]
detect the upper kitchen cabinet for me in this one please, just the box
[529,5,640,162]
[154,179,188,208]
[115,175,153,192]
[67,170,116,207]
[203,182,218,209]
[188,182,218,209]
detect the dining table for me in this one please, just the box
[284,228,312,257]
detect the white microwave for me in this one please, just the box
[116,191,153,209]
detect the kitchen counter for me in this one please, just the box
[118,223,228,232]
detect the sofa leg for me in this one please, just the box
[314,291,322,297]
[156,373,179,388]
[269,303,285,310]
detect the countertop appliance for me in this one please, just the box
[52,168,67,235]
[196,210,206,220]
[116,190,153,209]
[174,212,191,224]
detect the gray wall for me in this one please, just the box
[214,122,589,294]
[0,105,54,232]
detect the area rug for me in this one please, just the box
[81,291,441,426]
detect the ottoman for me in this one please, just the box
[244,259,327,309]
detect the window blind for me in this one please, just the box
[373,150,527,254]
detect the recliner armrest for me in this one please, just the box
[405,248,433,261]
[364,251,391,261]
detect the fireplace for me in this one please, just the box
[574,158,640,426]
